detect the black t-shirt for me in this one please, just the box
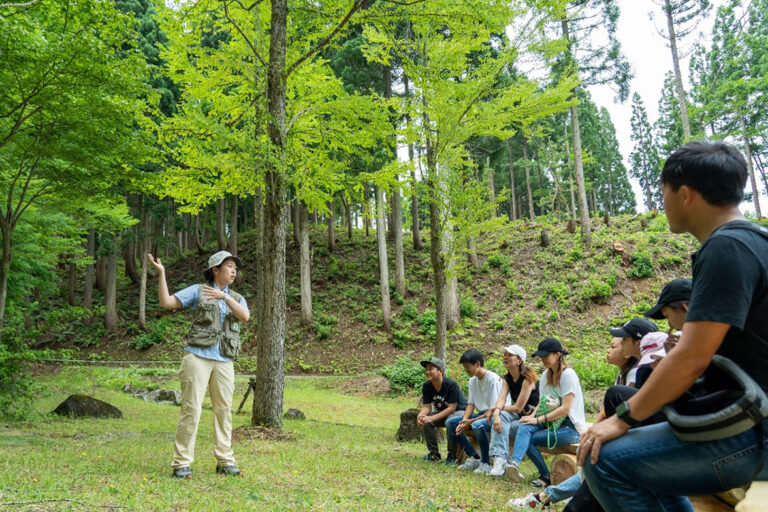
[685,220,768,390]
[634,365,653,389]
[421,377,467,412]
[504,373,540,413]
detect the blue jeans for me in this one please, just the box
[510,419,581,478]
[445,413,480,460]
[489,411,520,462]
[545,472,582,502]
[583,419,768,512]
[471,417,492,463]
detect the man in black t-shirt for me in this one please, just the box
[416,356,467,462]
[580,141,768,511]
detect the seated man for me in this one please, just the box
[579,141,768,511]
[451,349,508,473]
[416,356,468,463]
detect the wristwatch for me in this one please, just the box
[616,400,641,427]
[223,293,231,302]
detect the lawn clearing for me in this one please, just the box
[0,367,559,511]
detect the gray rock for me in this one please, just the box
[122,385,181,406]
[283,408,305,420]
[53,395,122,419]
[396,408,444,443]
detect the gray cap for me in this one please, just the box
[205,251,242,273]
[420,357,445,372]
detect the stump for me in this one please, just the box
[639,217,649,229]
[396,408,444,443]
[550,454,578,485]
[566,219,576,234]
[540,229,550,247]
[736,482,768,511]
[603,214,611,226]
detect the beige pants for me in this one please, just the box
[172,352,236,469]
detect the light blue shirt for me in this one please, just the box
[173,283,249,362]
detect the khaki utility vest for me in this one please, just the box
[187,284,243,360]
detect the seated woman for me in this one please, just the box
[487,344,540,476]
[506,337,587,488]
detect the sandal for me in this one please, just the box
[530,475,550,488]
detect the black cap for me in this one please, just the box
[420,357,445,372]
[531,337,569,358]
[644,278,693,320]
[610,318,658,340]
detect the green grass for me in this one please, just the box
[0,367,561,511]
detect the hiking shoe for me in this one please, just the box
[473,462,492,474]
[422,453,441,462]
[489,456,508,476]
[508,492,549,510]
[215,464,244,476]
[444,457,458,467]
[506,462,525,483]
[458,456,481,471]
[172,466,192,479]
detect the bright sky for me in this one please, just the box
[589,0,766,215]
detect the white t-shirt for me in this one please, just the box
[539,367,587,433]
[467,370,509,412]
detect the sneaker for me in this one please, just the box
[444,458,458,467]
[508,492,549,511]
[458,456,481,471]
[506,462,525,483]
[172,466,192,479]
[215,464,244,476]
[473,462,492,474]
[422,453,441,462]
[489,456,508,477]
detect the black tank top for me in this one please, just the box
[505,372,540,414]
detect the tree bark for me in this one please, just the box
[0,217,12,332]
[363,185,370,237]
[467,237,479,270]
[341,195,353,240]
[252,0,287,429]
[523,137,535,220]
[84,229,95,322]
[229,196,239,255]
[104,249,118,331]
[67,262,76,306]
[664,0,692,139]
[569,103,592,246]
[393,178,406,297]
[292,197,300,246]
[123,237,140,284]
[375,186,391,330]
[95,254,107,292]
[327,199,336,251]
[445,228,459,331]
[194,214,204,254]
[508,139,517,221]
[487,156,496,217]
[139,209,150,331]
[425,116,447,361]
[253,187,265,319]
[216,197,227,251]
[742,117,762,218]
[299,202,312,327]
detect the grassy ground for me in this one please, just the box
[0,367,563,511]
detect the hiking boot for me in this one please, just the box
[489,456,508,476]
[473,462,492,475]
[506,462,525,483]
[444,457,458,467]
[422,453,441,462]
[457,456,481,471]
[508,492,550,511]
[172,466,192,479]
[215,464,244,476]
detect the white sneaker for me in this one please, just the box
[508,493,550,511]
[473,462,491,474]
[506,462,525,483]
[458,456,481,471]
[489,456,508,476]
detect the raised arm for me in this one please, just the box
[147,254,182,310]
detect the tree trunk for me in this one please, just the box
[665,0,691,139]
[84,229,95,322]
[393,178,406,297]
[467,237,479,270]
[327,200,336,251]
[253,187,265,320]
[523,137,535,220]
[194,214,204,253]
[104,249,118,331]
[363,185,370,237]
[742,117,762,218]
[487,155,496,217]
[139,209,150,331]
[0,218,12,333]
[341,195,353,240]
[410,152,424,250]
[96,254,107,292]
[299,202,312,327]
[508,139,517,221]
[123,237,140,284]
[252,0,287,429]
[229,196,239,255]
[445,228,459,331]
[425,117,447,361]
[569,103,592,246]
[375,186,391,331]
[216,197,227,251]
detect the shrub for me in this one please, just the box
[459,296,476,319]
[134,316,175,350]
[487,253,505,268]
[627,251,654,279]
[417,309,437,336]
[380,356,425,393]
[401,303,419,320]
[313,313,338,339]
[505,279,518,299]
[580,278,613,303]
[392,328,412,348]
